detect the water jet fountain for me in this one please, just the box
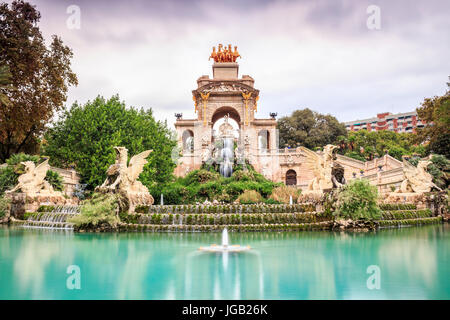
[199,228,251,252]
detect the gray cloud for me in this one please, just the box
[26,0,450,127]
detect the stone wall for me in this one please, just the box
[50,166,80,195]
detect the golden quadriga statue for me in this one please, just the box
[95,147,154,212]
[386,159,441,203]
[298,145,342,200]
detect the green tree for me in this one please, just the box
[0,1,78,162]
[340,130,426,161]
[42,95,177,190]
[277,108,347,149]
[415,80,450,158]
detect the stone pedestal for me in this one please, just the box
[212,62,238,79]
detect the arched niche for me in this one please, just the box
[285,169,297,186]
[182,129,194,153]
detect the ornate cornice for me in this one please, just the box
[192,81,259,99]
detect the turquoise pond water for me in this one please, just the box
[0,224,449,300]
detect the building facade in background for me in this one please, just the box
[344,111,426,133]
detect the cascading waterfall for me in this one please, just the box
[23,205,80,230]
[219,137,234,178]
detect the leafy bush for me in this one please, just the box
[0,165,17,196]
[237,190,263,204]
[45,170,64,191]
[269,185,301,204]
[0,195,10,218]
[336,179,381,220]
[149,163,278,204]
[182,169,220,185]
[6,153,40,167]
[69,193,121,229]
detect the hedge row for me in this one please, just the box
[118,221,333,232]
[378,216,442,227]
[127,212,331,226]
[137,203,316,214]
[378,203,417,211]
[380,209,433,220]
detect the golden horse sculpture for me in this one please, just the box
[7,159,62,197]
[209,44,241,63]
[96,147,154,211]
[299,145,342,197]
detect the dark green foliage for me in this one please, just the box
[336,179,381,220]
[69,193,121,229]
[43,95,177,190]
[415,85,450,158]
[45,170,63,191]
[37,205,55,212]
[338,130,426,161]
[0,195,10,218]
[378,203,417,211]
[6,153,40,167]
[0,165,16,196]
[150,162,278,205]
[277,108,347,149]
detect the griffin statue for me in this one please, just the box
[300,144,343,196]
[7,159,61,197]
[395,159,441,194]
[96,147,154,210]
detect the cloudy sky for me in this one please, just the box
[25,0,450,127]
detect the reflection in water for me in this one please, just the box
[0,225,449,299]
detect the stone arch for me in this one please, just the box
[211,106,241,127]
[182,129,194,153]
[285,169,297,186]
